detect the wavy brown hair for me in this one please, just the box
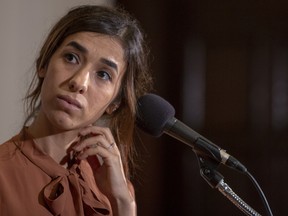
[24,5,153,178]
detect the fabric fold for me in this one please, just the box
[43,168,111,215]
[10,132,111,216]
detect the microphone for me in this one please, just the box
[136,93,247,173]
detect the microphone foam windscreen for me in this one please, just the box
[136,93,175,137]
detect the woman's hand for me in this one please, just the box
[73,126,136,216]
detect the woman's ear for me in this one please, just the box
[38,68,46,78]
[106,102,120,115]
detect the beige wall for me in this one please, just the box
[0,0,114,143]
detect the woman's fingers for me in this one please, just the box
[76,143,117,160]
[75,126,111,148]
[79,126,114,143]
[74,135,114,151]
[73,126,119,159]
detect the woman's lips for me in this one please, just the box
[57,95,82,109]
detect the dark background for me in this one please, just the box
[119,1,288,215]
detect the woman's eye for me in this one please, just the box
[64,53,79,64]
[97,71,112,81]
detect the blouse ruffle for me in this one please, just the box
[12,133,112,216]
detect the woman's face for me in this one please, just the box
[38,32,126,132]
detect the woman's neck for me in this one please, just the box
[27,114,81,167]
[32,130,80,167]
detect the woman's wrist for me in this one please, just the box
[110,196,137,216]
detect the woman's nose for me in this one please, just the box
[68,68,90,94]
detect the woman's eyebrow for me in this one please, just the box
[66,41,88,53]
[100,58,118,73]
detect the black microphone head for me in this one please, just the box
[136,93,175,137]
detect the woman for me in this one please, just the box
[0,5,152,216]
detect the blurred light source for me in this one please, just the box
[182,38,206,129]
[271,44,288,130]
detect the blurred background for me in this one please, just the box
[1,0,287,215]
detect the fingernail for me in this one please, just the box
[73,145,81,151]
[77,153,83,159]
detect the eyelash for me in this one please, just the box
[97,71,112,81]
[64,53,79,64]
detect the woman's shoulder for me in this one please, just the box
[0,134,21,160]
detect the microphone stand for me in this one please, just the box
[196,153,262,216]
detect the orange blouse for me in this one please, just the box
[0,132,112,216]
